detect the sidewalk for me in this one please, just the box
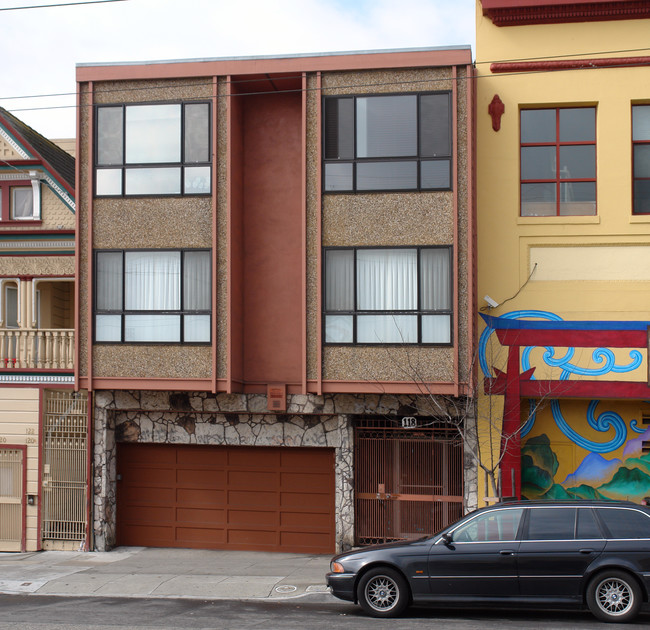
[0,547,337,602]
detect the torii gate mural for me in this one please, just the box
[479,311,650,502]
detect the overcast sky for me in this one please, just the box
[0,0,475,139]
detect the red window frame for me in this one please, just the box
[633,104,650,215]
[520,107,597,217]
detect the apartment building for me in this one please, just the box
[76,47,475,553]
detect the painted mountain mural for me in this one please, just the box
[521,434,650,502]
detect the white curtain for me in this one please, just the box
[125,251,180,310]
[183,251,211,310]
[183,251,211,342]
[357,249,417,343]
[420,248,451,310]
[357,249,417,310]
[12,188,33,219]
[96,252,123,310]
[325,250,354,310]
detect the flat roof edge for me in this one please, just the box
[76,45,472,69]
[76,46,473,83]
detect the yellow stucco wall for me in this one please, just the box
[475,1,650,504]
[477,5,650,320]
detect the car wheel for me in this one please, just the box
[357,567,409,618]
[586,570,642,623]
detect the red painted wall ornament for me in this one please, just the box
[488,94,505,131]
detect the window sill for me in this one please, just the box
[629,215,650,223]
[517,215,600,226]
[0,219,42,226]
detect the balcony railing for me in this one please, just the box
[0,329,74,370]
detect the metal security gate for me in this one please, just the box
[0,447,25,551]
[354,418,464,546]
[42,391,88,542]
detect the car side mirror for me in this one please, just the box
[442,532,453,546]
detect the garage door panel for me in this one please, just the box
[176,488,225,506]
[124,506,175,522]
[281,491,331,510]
[177,507,225,525]
[228,529,277,546]
[128,467,176,485]
[228,470,278,490]
[228,448,279,468]
[117,443,334,553]
[127,524,174,546]
[176,448,222,466]
[280,530,331,550]
[281,448,330,468]
[229,509,278,527]
[281,471,331,491]
[176,527,225,544]
[281,511,331,529]
[120,486,175,504]
[131,447,177,465]
[176,468,225,487]
[228,489,276,508]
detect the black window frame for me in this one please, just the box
[322,245,453,346]
[322,91,453,193]
[94,101,212,198]
[93,248,212,344]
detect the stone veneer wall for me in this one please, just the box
[92,390,477,552]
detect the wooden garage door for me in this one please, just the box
[116,444,335,553]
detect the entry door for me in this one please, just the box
[0,447,25,552]
[354,419,464,545]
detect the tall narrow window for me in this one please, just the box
[94,249,211,343]
[520,107,596,216]
[95,102,211,196]
[323,92,452,192]
[324,246,452,344]
[633,105,650,214]
[4,285,18,328]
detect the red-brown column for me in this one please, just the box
[501,345,522,498]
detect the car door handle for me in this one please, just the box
[499,549,516,555]
[579,548,595,554]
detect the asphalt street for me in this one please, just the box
[0,595,648,630]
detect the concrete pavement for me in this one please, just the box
[0,547,337,602]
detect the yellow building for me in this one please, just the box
[0,108,87,552]
[476,0,650,504]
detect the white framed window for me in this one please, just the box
[0,179,41,221]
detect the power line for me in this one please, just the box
[2,44,650,108]
[0,0,126,11]
[2,46,650,121]
[7,61,650,117]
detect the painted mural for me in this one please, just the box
[522,427,650,502]
[480,310,650,503]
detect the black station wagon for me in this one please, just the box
[326,501,650,622]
